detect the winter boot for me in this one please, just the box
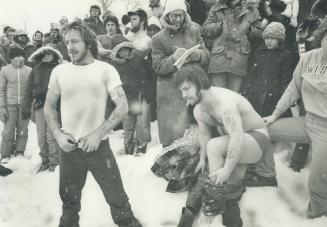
[202,181,244,216]
[0,164,13,176]
[118,217,142,227]
[222,199,243,227]
[37,162,49,173]
[243,171,278,187]
[177,207,197,227]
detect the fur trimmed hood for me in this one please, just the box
[110,41,134,64]
[28,45,63,63]
[160,13,193,32]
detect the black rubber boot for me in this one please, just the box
[177,207,197,227]
[222,199,243,227]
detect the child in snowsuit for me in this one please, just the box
[21,45,63,172]
[110,36,155,155]
[0,46,32,163]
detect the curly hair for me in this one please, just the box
[174,64,211,91]
[103,15,122,34]
[62,21,98,58]
[314,16,327,45]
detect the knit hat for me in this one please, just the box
[162,0,187,17]
[8,45,25,59]
[262,22,286,41]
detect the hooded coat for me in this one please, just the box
[21,46,63,114]
[151,10,209,147]
[12,30,36,68]
[202,0,262,77]
[110,42,155,104]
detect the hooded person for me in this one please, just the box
[110,35,155,155]
[21,45,63,172]
[0,45,32,163]
[152,0,210,148]
[202,0,262,92]
[12,29,36,67]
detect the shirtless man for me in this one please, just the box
[175,65,271,227]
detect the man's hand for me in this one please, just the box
[263,115,278,125]
[0,106,8,123]
[195,156,206,174]
[209,167,231,185]
[172,47,187,62]
[78,131,102,153]
[55,132,78,152]
[187,49,201,62]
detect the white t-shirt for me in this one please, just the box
[48,60,122,139]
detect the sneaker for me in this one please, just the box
[243,171,278,187]
[48,164,57,172]
[0,164,13,176]
[118,217,142,227]
[37,163,49,172]
[0,157,10,164]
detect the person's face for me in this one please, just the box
[50,29,59,39]
[264,37,279,50]
[321,34,327,54]
[65,30,89,64]
[43,53,55,62]
[11,55,24,67]
[59,18,68,26]
[117,47,131,59]
[180,81,200,106]
[90,8,100,17]
[168,10,185,30]
[106,21,117,36]
[6,31,14,41]
[130,15,143,33]
[35,32,42,41]
[147,26,160,38]
[17,35,27,43]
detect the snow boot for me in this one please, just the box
[177,207,197,227]
[202,181,244,216]
[222,199,243,227]
[0,164,13,176]
[118,217,142,227]
[243,171,278,187]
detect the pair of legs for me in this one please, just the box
[268,114,327,218]
[58,139,139,227]
[35,107,59,166]
[122,99,151,154]
[0,105,29,159]
[210,72,243,93]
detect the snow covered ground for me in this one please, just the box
[0,122,327,227]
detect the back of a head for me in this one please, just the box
[175,64,210,90]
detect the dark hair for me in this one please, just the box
[314,16,327,45]
[104,15,120,28]
[175,65,211,90]
[62,21,98,58]
[8,45,25,59]
[34,30,43,37]
[121,14,130,25]
[90,4,101,15]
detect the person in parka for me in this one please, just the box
[152,0,210,147]
[12,29,36,68]
[202,0,262,92]
[110,36,155,155]
[0,46,32,163]
[21,45,63,172]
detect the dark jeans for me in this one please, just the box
[58,139,134,227]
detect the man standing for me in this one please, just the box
[44,22,141,227]
[175,65,271,227]
[83,4,106,36]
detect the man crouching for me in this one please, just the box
[175,65,271,227]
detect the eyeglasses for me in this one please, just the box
[169,13,185,20]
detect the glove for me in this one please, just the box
[172,48,187,62]
[21,111,31,120]
[0,106,8,123]
[187,49,201,62]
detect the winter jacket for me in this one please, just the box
[297,0,317,24]
[241,43,296,117]
[12,30,37,68]
[202,0,262,76]
[110,42,155,104]
[0,64,32,106]
[21,46,63,113]
[152,14,209,78]
[188,0,207,25]
[83,16,106,36]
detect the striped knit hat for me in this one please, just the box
[263,22,286,41]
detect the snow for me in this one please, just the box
[0,122,327,227]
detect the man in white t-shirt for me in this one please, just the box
[44,21,142,227]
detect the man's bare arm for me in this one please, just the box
[97,86,128,138]
[220,106,244,174]
[44,90,61,138]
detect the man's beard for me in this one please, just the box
[131,23,141,33]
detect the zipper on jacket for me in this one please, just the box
[17,67,20,105]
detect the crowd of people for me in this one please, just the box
[0,0,326,227]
